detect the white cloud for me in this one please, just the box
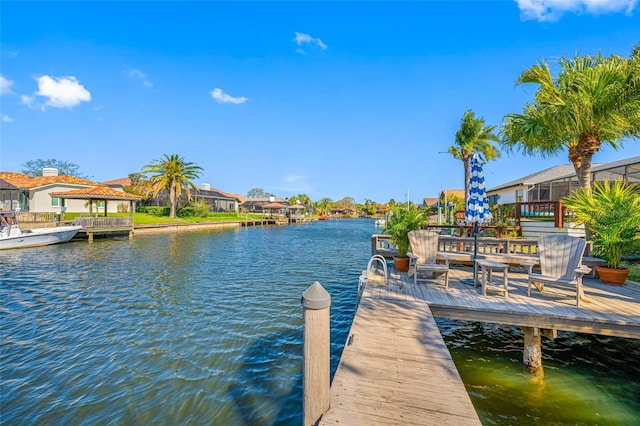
[209,88,248,104]
[2,114,13,123]
[516,0,638,22]
[0,76,13,95]
[23,75,91,109]
[293,32,328,53]
[20,95,35,108]
[275,175,313,193]
[127,68,154,88]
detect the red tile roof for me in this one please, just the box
[49,186,142,200]
[0,172,98,188]
[101,177,132,187]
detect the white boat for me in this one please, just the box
[374,218,386,227]
[0,211,83,250]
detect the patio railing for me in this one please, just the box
[73,216,133,230]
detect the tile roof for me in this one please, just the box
[49,186,142,200]
[0,172,98,188]
[422,197,439,207]
[262,202,290,209]
[101,177,132,187]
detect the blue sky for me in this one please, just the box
[1,1,639,204]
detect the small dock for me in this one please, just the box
[321,266,640,424]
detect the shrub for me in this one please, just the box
[177,206,195,218]
[137,206,170,216]
[191,201,210,218]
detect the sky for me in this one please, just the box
[1,0,639,204]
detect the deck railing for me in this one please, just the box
[371,234,538,258]
[16,211,56,223]
[73,216,133,230]
[424,224,522,238]
[514,201,567,228]
[437,236,538,255]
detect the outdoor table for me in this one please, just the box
[476,259,509,297]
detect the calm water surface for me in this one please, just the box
[1,219,638,425]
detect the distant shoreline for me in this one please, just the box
[133,221,242,235]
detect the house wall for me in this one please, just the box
[488,185,529,205]
[30,184,83,212]
[30,184,122,214]
[521,220,585,239]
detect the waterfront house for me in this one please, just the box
[0,168,101,213]
[484,156,640,239]
[239,196,290,214]
[135,181,239,213]
[487,156,640,205]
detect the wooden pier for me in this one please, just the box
[320,265,640,424]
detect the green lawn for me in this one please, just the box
[64,211,267,225]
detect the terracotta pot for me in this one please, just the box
[393,256,410,272]
[595,266,630,286]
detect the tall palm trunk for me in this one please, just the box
[463,157,471,205]
[573,132,601,191]
[169,180,177,219]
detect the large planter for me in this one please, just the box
[595,266,630,286]
[393,256,410,272]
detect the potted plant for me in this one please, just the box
[385,204,427,272]
[563,180,640,285]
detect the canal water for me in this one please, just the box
[1,219,638,425]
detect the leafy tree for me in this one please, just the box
[287,194,311,206]
[314,197,333,215]
[142,154,203,219]
[362,199,378,216]
[335,197,356,210]
[124,172,153,199]
[448,110,500,204]
[501,47,640,190]
[247,188,274,198]
[295,193,312,205]
[21,158,91,179]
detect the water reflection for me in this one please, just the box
[439,319,640,424]
[0,220,366,425]
[1,220,639,425]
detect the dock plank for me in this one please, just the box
[321,262,640,424]
[321,281,481,425]
[321,263,640,424]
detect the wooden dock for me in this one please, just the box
[321,265,640,425]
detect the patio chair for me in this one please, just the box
[524,235,591,306]
[408,230,451,287]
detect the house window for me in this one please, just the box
[98,201,105,208]
[516,189,524,202]
[52,197,62,207]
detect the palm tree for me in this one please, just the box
[448,110,500,204]
[501,47,640,190]
[314,198,333,216]
[143,154,203,219]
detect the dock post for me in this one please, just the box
[301,282,331,426]
[522,327,544,379]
